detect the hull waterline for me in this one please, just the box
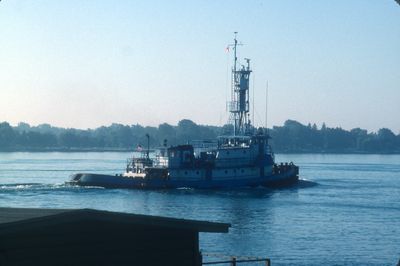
[70,167,299,190]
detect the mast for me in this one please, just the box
[265,81,268,135]
[228,32,252,136]
[145,133,150,160]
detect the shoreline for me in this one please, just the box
[0,148,399,155]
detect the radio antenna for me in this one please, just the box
[252,73,255,130]
[265,81,268,134]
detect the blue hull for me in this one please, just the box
[70,168,299,190]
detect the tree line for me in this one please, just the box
[0,119,399,153]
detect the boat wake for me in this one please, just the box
[0,183,45,190]
[295,179,319,188]
[0,182,103,192]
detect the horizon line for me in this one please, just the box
[3,119,399,135]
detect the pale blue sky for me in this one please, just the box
[1,1,399,132]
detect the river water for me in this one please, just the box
[0,152,399,265]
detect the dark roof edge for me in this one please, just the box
[0,208,230,233]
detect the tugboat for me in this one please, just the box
[70,34,299,189]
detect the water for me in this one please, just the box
[0,152,399,265]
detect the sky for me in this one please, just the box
[1,1,399,133]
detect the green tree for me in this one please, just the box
[0,122,16,149]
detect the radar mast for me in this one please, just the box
[228,32,252,136]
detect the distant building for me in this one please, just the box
[0,208,229,266]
